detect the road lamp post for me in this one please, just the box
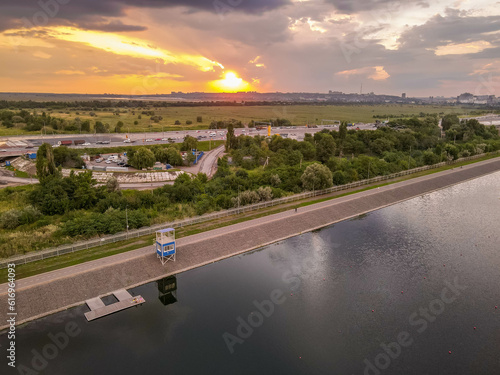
[238,185,241,213]
[408,146,412,170]
[126,206,129,238]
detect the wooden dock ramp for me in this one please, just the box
[84,290,145,322]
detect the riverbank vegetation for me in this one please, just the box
[0,115,498,258]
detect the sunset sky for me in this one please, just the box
[0,0,499,96]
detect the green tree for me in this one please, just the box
[181,135,198,151]
[316,134,336,163]
[81,120,91,132]
[300,163,333,191]
[226,124,237,151]
[94,121,106,133]
[36,143,60,182]
[339,121,348,143]
[106,176,120,192]
[129,147,155,169]
[53,146,85,168]
[197,116,203,123]
[370,138,394,156]
[115,120,124,133]
[441,114,460,131]
[332,170,347,185]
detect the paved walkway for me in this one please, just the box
[1,158,499,328]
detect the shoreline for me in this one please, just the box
[1,158,500,330]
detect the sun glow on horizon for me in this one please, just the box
[211,71,251,92]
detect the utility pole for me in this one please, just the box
[238,185,241,212]
[126,206,129,237]
[408,146,412,170]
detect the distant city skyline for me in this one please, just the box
[0,0,499,96]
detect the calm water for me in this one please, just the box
[2,172,500,375]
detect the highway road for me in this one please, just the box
[0,123,377,155]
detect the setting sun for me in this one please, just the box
[211,71,250,92]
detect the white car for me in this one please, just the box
[105,160,112,164]
[145,138,154,142]
[123,139,131,143]
[82,142,91,146]
[161,137,170,141]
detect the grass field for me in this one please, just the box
[0,104,469,136]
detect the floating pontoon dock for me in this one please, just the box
[84,289,145,322]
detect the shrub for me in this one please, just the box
[0,209,22,229]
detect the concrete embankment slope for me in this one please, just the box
[1,158,500,329]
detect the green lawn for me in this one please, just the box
[5,166,30,178]
[1,104,469,136]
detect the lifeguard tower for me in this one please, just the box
[155,228,176,265]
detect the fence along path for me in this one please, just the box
[1,151,498,268]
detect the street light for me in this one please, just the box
[126,205,129,238]
[238,185,241,212]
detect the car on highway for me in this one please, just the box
[146,138,154,142]
[123,139,131,143]
[82,142,91,146]
[155,138,162,141]
[95,158,103,163]
[105,160,112,164]
[161,137,169,141]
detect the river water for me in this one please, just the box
[2,172,500,374]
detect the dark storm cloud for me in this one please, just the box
[0,0,290,31]
[322,0,428,14]
[398,8,500,48]
[78,20,148,32]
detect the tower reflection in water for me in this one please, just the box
[156,275,177,306]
